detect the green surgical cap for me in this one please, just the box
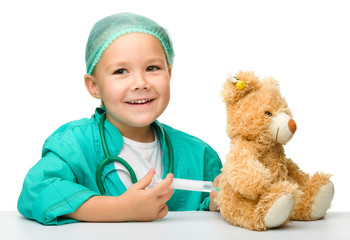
[85,12,174,75]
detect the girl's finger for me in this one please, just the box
[133,168,155,190]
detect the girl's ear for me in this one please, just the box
[84,74,101,99]
[168,65,172,79]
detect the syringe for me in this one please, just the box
[151,178,220,192]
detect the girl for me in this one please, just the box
[18,12,222,225]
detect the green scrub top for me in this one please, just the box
[17,108,222,225]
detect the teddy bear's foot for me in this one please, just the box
[311,182,334,219]
[264,194,294,228]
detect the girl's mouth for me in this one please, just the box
[126,99,154,104]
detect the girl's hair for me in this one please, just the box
[85,12,174,75]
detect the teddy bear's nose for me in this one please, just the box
[288,119,297,134]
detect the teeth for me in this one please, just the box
[129,99,152,104]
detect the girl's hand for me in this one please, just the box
[209,174,221,211]
[123,168,174,221]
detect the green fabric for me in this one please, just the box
[85,12,174,75]
[18,108,222,225]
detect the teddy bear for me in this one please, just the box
[215,71,334,231]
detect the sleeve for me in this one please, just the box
[17,136,100,225]
[198,145,223,211]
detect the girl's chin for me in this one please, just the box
[128,113,162,126]
[106,110,163,128]
[129,119,157,127]
[120,117,158,128]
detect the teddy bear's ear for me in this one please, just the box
[261,77,281,92]
[221,71,261,103]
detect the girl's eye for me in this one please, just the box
[114,68,128,75]
[146,65,160,72]
[265,111,272,117]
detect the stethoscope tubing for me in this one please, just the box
[96,112,174,195]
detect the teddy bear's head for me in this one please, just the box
[222,71,297,145]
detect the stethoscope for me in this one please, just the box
[96,112,174,195]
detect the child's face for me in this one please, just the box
[86,33,171,132]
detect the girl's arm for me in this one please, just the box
[64,169,174,222]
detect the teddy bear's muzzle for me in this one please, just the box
[268,112,297,144]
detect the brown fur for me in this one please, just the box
[216,71,332,231]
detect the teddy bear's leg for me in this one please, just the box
[264,193,294,228]
[311,182,334,219]
[256,181,301,229]
[291,173,334,220]
[217,180,300,231]
[216,179,269,231]
[217,191,266,231]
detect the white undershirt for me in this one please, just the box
[114,131,163,189]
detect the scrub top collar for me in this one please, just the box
[94,107,171,179]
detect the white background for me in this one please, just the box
[1,0,349,212]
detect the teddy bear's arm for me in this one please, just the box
[285,158,310,186]
[223,151,273,200]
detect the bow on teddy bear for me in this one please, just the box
[215,71,334,231]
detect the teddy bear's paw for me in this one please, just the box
[311,182,334,219]
[264,194,294,229]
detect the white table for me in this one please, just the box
[1,211,349,240]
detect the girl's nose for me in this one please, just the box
[132,73,149,90]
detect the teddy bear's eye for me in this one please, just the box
[265,111,272,117]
